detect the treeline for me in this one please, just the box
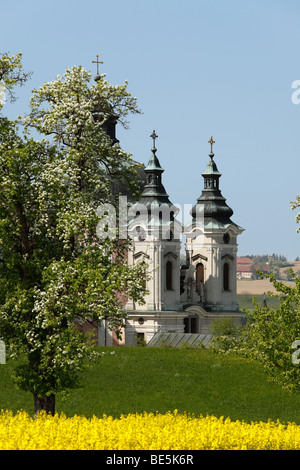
[243,254,299,280]
[244,254,288,263]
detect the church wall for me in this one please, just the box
[126,230,182,312]
[184,230,240,312]
[161,242,182,310]
[125,312,186,345]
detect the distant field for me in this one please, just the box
[237,261,300,295]
[236,261,299,309]
[236,278,294,309]
[237,278,295,295]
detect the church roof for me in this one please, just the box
[109,159,147,203]
[144,152,164,172]
[201,155,222,177]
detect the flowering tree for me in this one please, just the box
[24,65,144,203]
[0,54,148,415]
[0,52,32,106]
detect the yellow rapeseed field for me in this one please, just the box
[1,409,300,450]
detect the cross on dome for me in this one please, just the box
[150,130,158,149]
[208,135,215,154]
[92,54,103,75]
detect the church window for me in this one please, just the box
[166,229,174,241]
[140,261,147,289]
[223,263,230,291]
[196,263,204,291]
[205,179,210,188]
[166,261,172,290]
[184,316,197,333]
[137,332,145,345]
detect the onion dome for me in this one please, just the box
[138,130,174,209]
[128,131,180,239]
[191,137,241,231]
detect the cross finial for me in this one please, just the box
[150,130,158,149]
[208,135,215,154]
[92,54,103,75]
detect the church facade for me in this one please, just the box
[98,129,245,346]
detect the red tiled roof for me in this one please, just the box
[237,257,253,265]
[237,265,253,272]
[253,264,269,272]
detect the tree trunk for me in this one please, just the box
[34,393,55,417]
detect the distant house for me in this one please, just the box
[253,264,270,275]
[236,257,270,279]
[237,264,253,279]
[237,257,254,279]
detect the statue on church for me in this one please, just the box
[198,280,205,305]
[183,265,197,302]
[186,278,193,301]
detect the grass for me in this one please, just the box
[1,346,300,425]
[237,293,280,310]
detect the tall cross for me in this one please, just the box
[150,130,158,148]
[92,54,103,75]
[208,136,215,153]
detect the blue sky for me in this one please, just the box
[1,0,299,260]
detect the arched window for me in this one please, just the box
[223,262,229,291]
[166,261,172,290]
[196,263,204,291]
[140,261,147,290]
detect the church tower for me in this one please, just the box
[183,137,244,313]
[125,131,184,344]
[127,131,182,312]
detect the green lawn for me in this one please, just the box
[237,293,280,310]
[1,346,300,425]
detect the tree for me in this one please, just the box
[0,54,148,415]
[283,268,293,281]
[291,195,300,233]
[234,199,300,393]
[0,52,32,107]
[238,271,300,393]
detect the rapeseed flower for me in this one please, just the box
[1,409,300,450]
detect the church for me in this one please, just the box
[98,122,245,346]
